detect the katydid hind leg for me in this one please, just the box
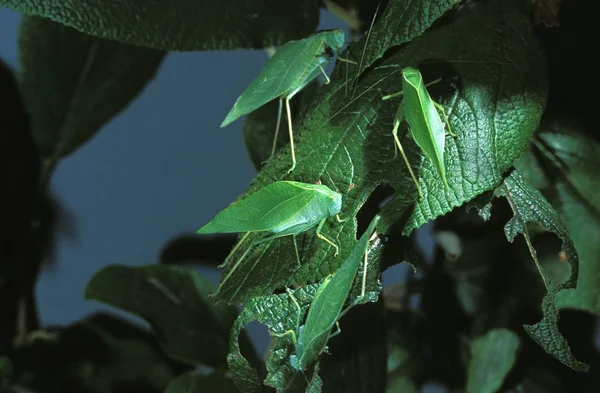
[391,104,423,198]
[220,232,251,268]
[285,98,297,173]
[292,235,301,266]
[433,101,457,137]
[315,218,339,256]
[269,98,284,161]
[220,233,281,286]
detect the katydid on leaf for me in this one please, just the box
[196,181,344,286]
[382,66,457,198]
[221,29,354,173]
[274,215,381,372]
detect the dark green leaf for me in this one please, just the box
[506,368,570,393]
[228,238,382,392]
[349,0,456,76]
[8,313,186,393]
[493,170,589,371]
[386,311,421,393]
[515,113,600,313]
[0,356,11,390]
[17,16,165,177]
[163,371,237,393]
[85,265,248,368]
[217,0,547,304]
[467,329,520,393]
[1,0,320,51]
[317,301,387,393]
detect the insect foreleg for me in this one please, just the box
[315,218,339,256]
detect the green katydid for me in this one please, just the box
[382,66,458,199]
[275,214,380,372]
[221,29,354,173]
[196,180,344,285]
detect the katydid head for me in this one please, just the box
[401,66,424,88]
[320,29,346,52]
[327,191,343,217]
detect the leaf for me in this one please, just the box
[217,0,547,304]
[493,169,589,371]
[0,356,11,390]
[163,371,237,393]
[85,265,250,368]
[515,112,600,313]
[317,301,387,393]
[228,236,383,392]
[1,0,320,51]
[506,368,570,393]
[295,216,380,371]
[17,16,165,176]
[349,0,457,76]
[467,329,520,393]
[386,311,421,393]
[8,313,187,393]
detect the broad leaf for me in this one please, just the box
[515,113,600,313]
[8,313,186,393]
[467,329,520,393]
[492,170,588,371]
[17,16,165,177]
[163,371,237,393]
[0,356,11,390]
[85,264,251,369]
[349,0,457,76]
[1,0,320,51]
[217,0,547,303]
[228,237,382,392]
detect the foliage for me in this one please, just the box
[1,0,598,392]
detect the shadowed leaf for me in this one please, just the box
[17,16,165,179]
[1,0,320,51]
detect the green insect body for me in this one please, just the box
[221,29,347,173]
[277,215,381,372]
[196,181,343,285]
[383,66,457,198]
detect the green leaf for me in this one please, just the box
[349,0,456,76]
[85,264,249,368]
[493,170,589,371]
[163,371,237,393]
[515,113,600,313]
[0,356,11,390]
[467,329,520,393]
[9,313,186,393]
[17,16,165,177]
[228,236,382,392]
[294,216,380,372]
[217,0,547,304]
[1,0,320,51]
